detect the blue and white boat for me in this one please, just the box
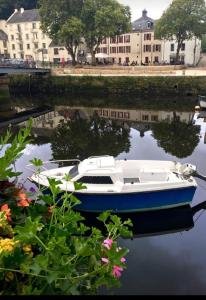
[29,156,197,213]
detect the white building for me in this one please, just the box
[97,9,201,66]
[162,37,201,66]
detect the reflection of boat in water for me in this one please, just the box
[81,201,206,238]
[198,95,206,109]
[30,155,197,213]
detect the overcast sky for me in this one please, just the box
[118,0,173,21]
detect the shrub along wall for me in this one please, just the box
[9,75,206,98]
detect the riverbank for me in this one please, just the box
[9,74,206,99]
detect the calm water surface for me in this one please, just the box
[1,95,206,295]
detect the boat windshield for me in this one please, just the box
[69,165,79,179]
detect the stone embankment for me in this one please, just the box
[52,65,206,77]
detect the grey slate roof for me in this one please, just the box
[7,9,40,24]
[132,9,156,31]
[0,30,8,41]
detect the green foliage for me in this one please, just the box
[81,0,131,64]
[0,119,32,181]
[0,120,132,295]
[39,0,84,65]
[151,116,200,158]
[155,0,206,64]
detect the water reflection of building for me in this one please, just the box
[55,106,194,124]
[17,105,195,139]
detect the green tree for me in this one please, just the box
[38,0,84,66]
[0,0,37,19]
[155,0,206,65]
[81,0,131,65]
[151,114,200,158]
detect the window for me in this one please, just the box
[171,44,175,51]
[125,46,131,53]
[11,35,14,40]
[153,44,161,52]
[42,43,46,49]
[124,112,130,119]
[101,38,107,44]
[118,112,124,118]
[144,34,151,41]
[3,41,7,48]
[181,43,185,51]
[144,45,151,52]
[110,37,116,44]
[142,115,149,121]
[27,44,30,49]
[33,33,38,39]
[13,54,16,58]
[103,110,108,117]
[17,24,21,32]
[19,44,23,50]
[54,48,59,55]
[111,111,117,118]
[124,35,130,43]
[119,46,124,53]
[32,23,36,29]
[26,34,29,40]
[34,42,38,49]
[118,36,123,43]
[110,47,116,54]
[77,176,113,184]
[147,22,153,29]
[102,47,107,54]
[154,56,159,63]
[151,115,158,122]
[12,44,15,50]
[69,166,79,179]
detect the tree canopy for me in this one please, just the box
[155,0,206,64]
[151,115,200,158]
[81,0,131,64]
[39,0,84,65]
[0,0,38,19]
[39,0,131,65]
[51,112,131,161]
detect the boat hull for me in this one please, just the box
[43,185,197,213]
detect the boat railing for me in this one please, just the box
[26,159,80,173]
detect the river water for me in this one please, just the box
[1,95,206,295]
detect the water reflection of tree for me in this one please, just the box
[51,113,131,161]
[151,118,200,158]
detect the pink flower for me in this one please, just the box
[101,257,109,264]
[121,257,126,264]
[102,239,113,250]
[112,265,124,278]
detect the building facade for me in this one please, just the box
[0,20,8,59]
[0,8,202,66]
[97,9,201,66]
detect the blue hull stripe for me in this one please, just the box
[51,186,196,213]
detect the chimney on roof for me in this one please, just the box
[20,8,24,14]
[142,9,147,17]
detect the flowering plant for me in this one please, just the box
[0,121,133,295]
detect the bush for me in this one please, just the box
[0,120,132,295]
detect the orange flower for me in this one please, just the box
[17,199,30,207]
[18,192,27,201]
[1,204,12,222]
